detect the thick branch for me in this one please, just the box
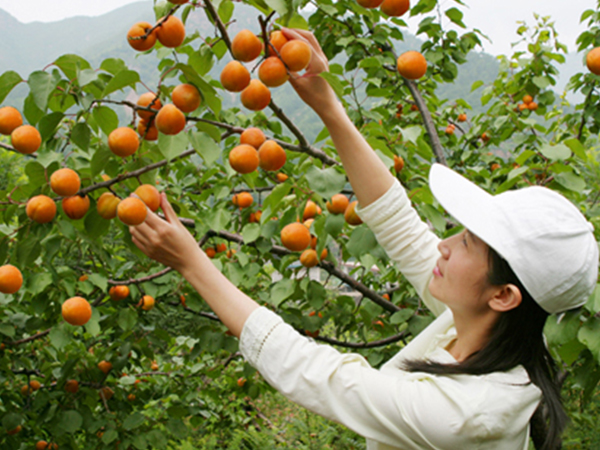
[202,0,232,53]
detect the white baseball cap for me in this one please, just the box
[429,163,598,314]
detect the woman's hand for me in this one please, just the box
[129,193,201,275]
[281,28,339,117]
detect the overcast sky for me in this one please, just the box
[0,0,595,56]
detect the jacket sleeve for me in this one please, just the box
[356,179,446,316]
[240,307,541,450]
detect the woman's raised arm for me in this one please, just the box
[282,28,395,208]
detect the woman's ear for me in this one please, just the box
[489,284,522,312]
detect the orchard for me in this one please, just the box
[1,0,600,449]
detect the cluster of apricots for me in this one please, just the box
[517,94,538,112]
[25,168,160,227]
[357,0,410,17]
[445,123,456,135]
[0,106,42,154]
[229,127,287,174]
[127,12,186,53]
[220,29,312,111]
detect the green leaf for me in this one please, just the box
[347,226,377,259]
[320,72,346,99]
[0,71,23,103]
[445,7,466,28]
[359,57,382,69]
[555,172,586,192]
[544,311,580,346]
[26,272,53,296]
[175,64,221,116]
[93,106,119,136]
[123,412,146,431]
[1,412,22,430]
[28,71,57,111]
[158,132,189,161]
[38,112,64,141]
[324,213,345,238]
[538,143,570,161]
[58,410,83,433]
[91,144,112,177]
[102,70,140,97]
[241,223,261,243]
[563,138,587,161]
[54,54,91,80]
[84,208,110,239]
[270,279,295,306]
[390,308,414,325]
[88,273,108,291]
[71,122,91,151]
[0,323,15,338]
[25,161,47,188]
[49,325,71,350]
[100,58,127,76]
[532,76,551,89]
[304,166,346,199]
[470,80,484,92]
[264,0,287,16]
[189,131,220,166]
[578,318,600,363]
[17,237,41,267]
[118,309,138,331]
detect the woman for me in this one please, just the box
[129,29,598,449]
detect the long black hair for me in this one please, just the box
[403,247,568,450]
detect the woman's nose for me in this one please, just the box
[437,238,450,258]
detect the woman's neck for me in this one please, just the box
[448,308,500,362]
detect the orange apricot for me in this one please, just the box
[205,247,216,258]
[62,195,90,220]
[108,127,139,157]
[134,184,161,212]
[587,47,600,75]
[240,79,271,111]
[522,94,533,104]
[394,155,404,173]
[136,92,162,120]
[11,125,41,154]
[137,119,158,141]
[65,379,79,393]
[397,51,427,80]
[457,113,467,122]
[155,104,186,135]
[232,29,263,62]
[220,61,251,92]
[172,83,201,113]
[0,106,23,135]
[50,168,81,197]
[109,285,130,301]
[280,40,312,72]
[380,0,410,17]
[127,22,157,51]
[300,249,319,268]
[97,192,120,220]
[240,127,266,149]
[156,15,186,48]
[138,295,155,311]
[117,197,148,226]
[267,30,288,56]
[303,200,319,221]
[326,194,349,215]
[527,102,538,111]
[258,140,286,171]
[276,173,289,183]
[0,265,23,294]
[259,57,289,87]
[98,360,112,374]
[229,144,259,174]
[26,195,56,223]
[344,201,363,225]
[62,296,92,326]
[281,222,311,252]
[232,192,254,208]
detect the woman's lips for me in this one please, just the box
[433,265,442,277]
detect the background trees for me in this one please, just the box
[0,0,599,448]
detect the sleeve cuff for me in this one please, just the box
[239,306,284,366]
[355,179,409,227]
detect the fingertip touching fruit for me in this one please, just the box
[258,140,286,171]
[229,144,259,174]
[11,125,42,154]
[280,40,312,72]
[134,184,161,212]
[232,29,263,62]
[397,51,427,80]
[26,195,57,223]
[0,264,23,294]
[240,79,271,111]
[281,222,311,252]
[62,296,92,326]
[155,104,186,135]
[108,127,139,157]
[172,83,201,113]
[127,22,157,51]
[156,15,186,48]
[50,168,81,197]
[117,197,148,226]
[0,106,23,135]
[220,61,251,92]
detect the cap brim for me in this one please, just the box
[429,164,503,254]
